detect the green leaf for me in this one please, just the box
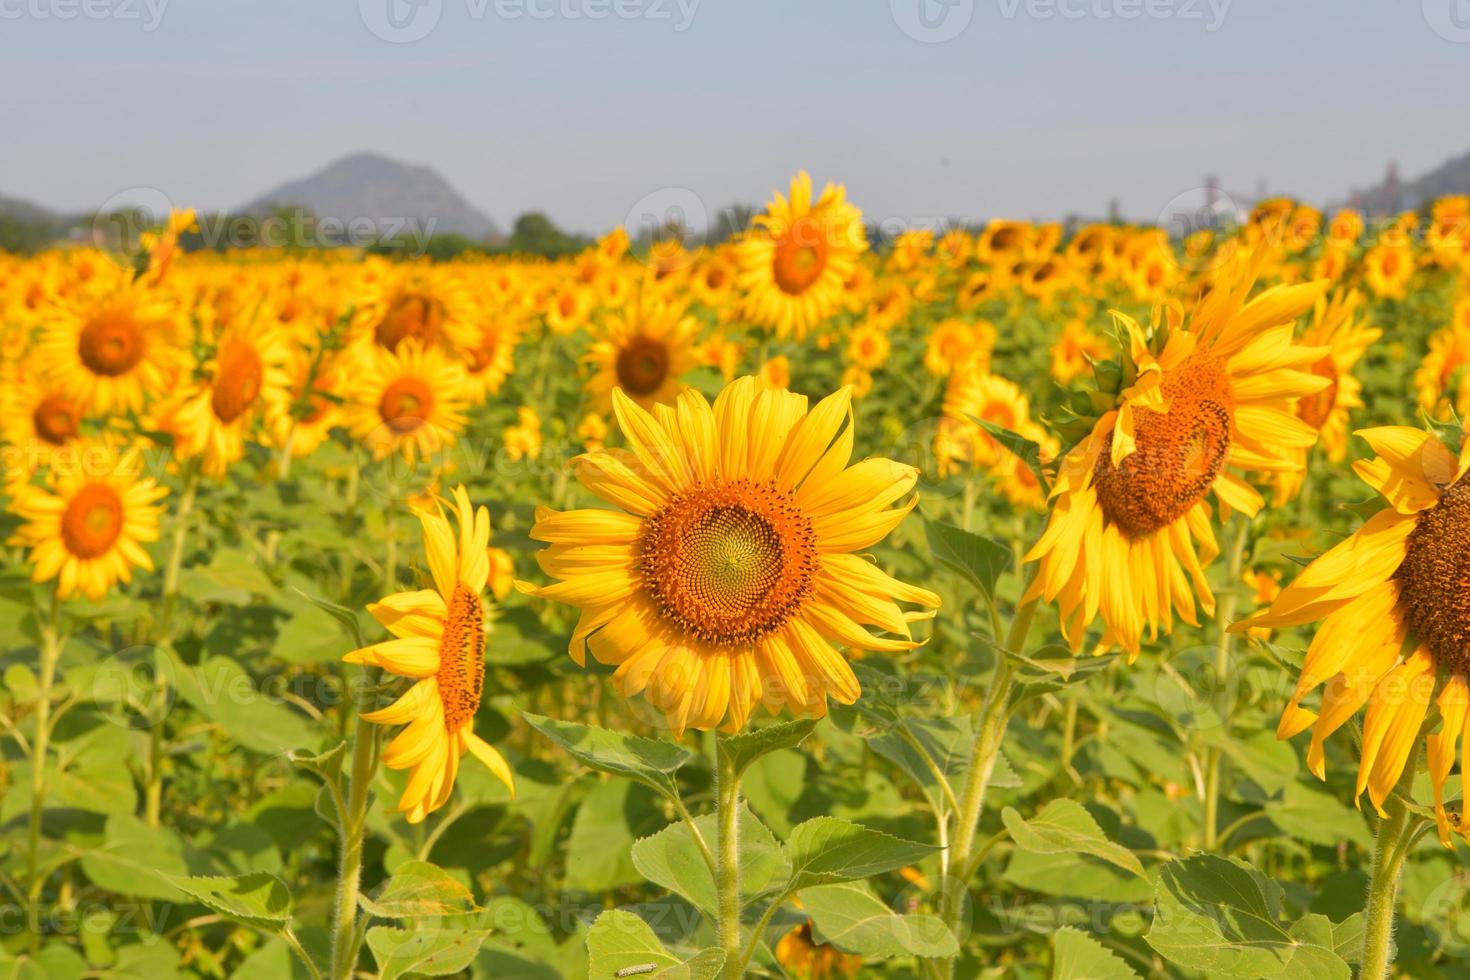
[1051,927,1140,979]
[718,719,818,777]
[289,585,365,647]
[288,741,349,790]
[585,910,726,980]
[1267,782,1371,850]
[167,650,316,756]
[359,861,478,918]
[1001,800,1145,878]
[631,803,787,912]
[784,817,940,893]
[78,814,187,901]
[524,712,694,800]
[162,872,292,932]
[975,417,1050,491]
[366,925,492,980]
[802,881,958,958]
[178,547,274,605]
[566,780,667,892]
[1145,854,1351,979]
[923,516,1011,601]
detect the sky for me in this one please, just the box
[3,0,1468,234]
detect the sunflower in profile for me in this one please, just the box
[521,378,939,734]
[344,487,515,823]
[584,297,701,411]
[1235,427,1470,844]
[1416,297,1470,422]
[164,324,291,478]
[347,340,471,463]
[8,442,167,600]
[1274,290,1380,503]
[734,172,868,339]
[1026,258,1329,657]
[39,285,178,414]
[461,313,523,399]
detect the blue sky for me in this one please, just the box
[4,0,1467,232]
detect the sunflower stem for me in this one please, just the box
[1202,516,1248,851]
[329,669,381,980]
[937,570,1039,977]
[1358,765,1425,980]
[25,590,61,952]
[148,458,200,828]
[714,732,743,980]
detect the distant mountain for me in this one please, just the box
[1341,148,1470,216]
[241,152,500,241]
[0,194,67,226]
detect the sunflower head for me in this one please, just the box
[345,486,514,823]
[8,442,168,601]
[522,377,939,735]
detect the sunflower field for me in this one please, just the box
[4,175,1470,980]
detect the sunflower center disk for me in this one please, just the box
[436,584,486,731]
[772,217,829,295]
[378,378,433,433]
[33,395,79,445]
[640,480,818,647]
[615,337,671,396]
[61,483,124,559]
[376,293,442,350]
[79,312,145,376]
[1092,354,1233,538]
[1397,477,1470,675]
[211,341,265,423]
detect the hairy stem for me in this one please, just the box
[714,734,743,980]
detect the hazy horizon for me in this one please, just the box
[5,1,1468,234]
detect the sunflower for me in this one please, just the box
[1049,319,1111,386]
[164,324,291,478]
[1362,240,1414,299]
[8,442,167,600]
[1416,298,1470,422]
[759,356,792,390]
[1025,259,1329,657]
[734,172,868,339]
[461,312,522,399]
[270,350,345,461]
[775,921,862,980]
[353,267,477,354]
[38,285,178,415]
[344,487,515,823]
[0,364,87,478]
[520,378,939,734]
[1274,290,1380,503]
[584,297,701,411]
[1235,427,1470,844]
[544,285,592,336]
[346,340,471,463]
[924,318,995,378]
[845,323,890,371]
[935,367,1035,478]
